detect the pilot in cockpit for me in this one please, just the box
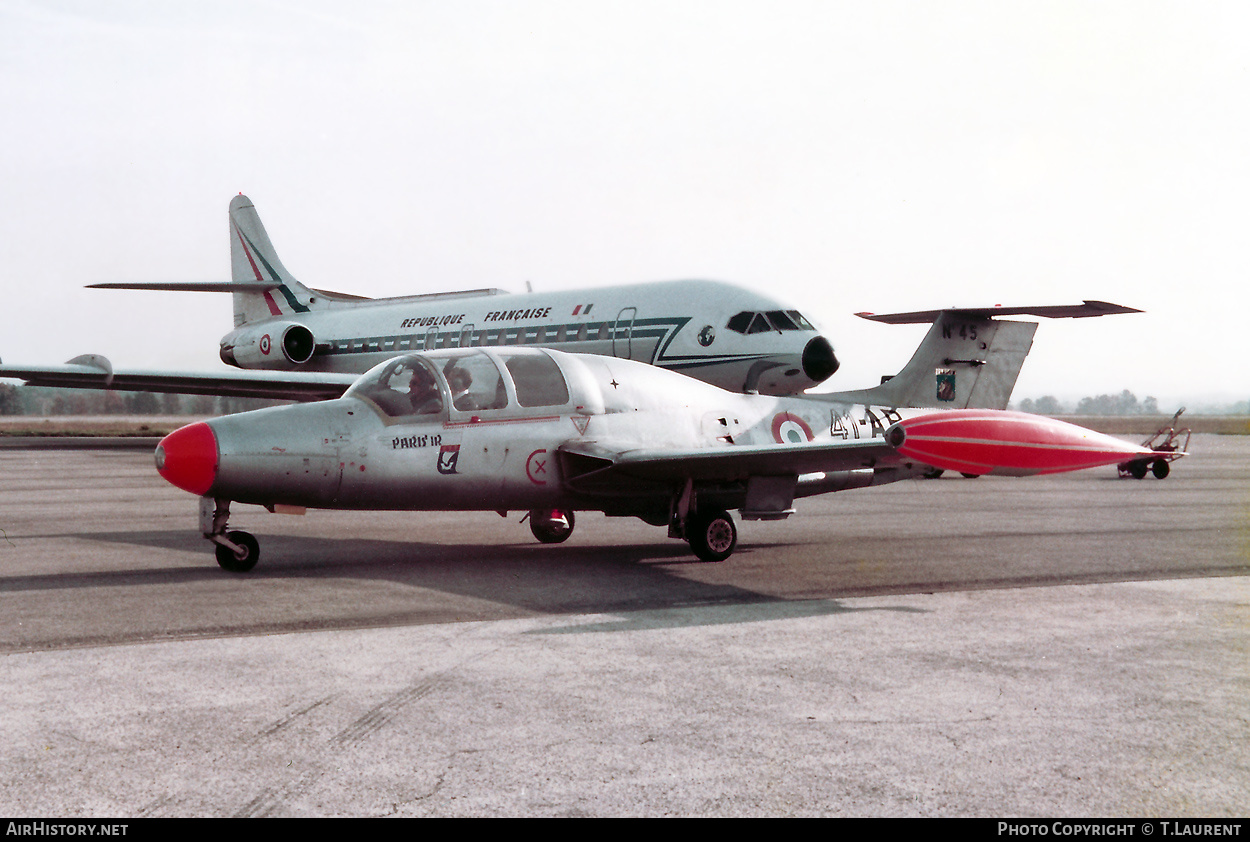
[407,364,443,415]
[446,366,475,410]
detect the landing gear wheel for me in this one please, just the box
[529,509,575,544]
[1152,459,1170,479]
[215,530,260,573]
[960,473,981,479]
[1129,461,1149,480]
[687,509,737,562]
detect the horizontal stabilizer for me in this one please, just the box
[856,300,1142,324]
[88,282,280,292]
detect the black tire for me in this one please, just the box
[215,530,259,573]
[529,509,575,544]
[960,473,982,479]
[1152,459,1170,479]
[688,509,737,562]
[1129,461,1149,480]
[922,468,945,479]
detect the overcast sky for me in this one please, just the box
[2,0,1246,406]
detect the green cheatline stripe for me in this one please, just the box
[238,230,310,313]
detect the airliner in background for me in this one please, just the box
[0,194,1138,411]
[88,194,840,397]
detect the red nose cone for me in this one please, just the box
[155,422,218,495]
[893,410,1150,476]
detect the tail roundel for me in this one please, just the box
[228,195,318,326]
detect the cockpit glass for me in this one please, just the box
[746,313,772,334]
[787,310,815,330]
[503,353,570,407]
[726,312,753,334]
[440,353,507,412]
[765,310,799,331]
[347,355,446,418]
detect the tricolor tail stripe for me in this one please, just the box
[233,224,311,314]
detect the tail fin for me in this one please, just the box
[827,312,1037,409]
[819,302,1141,410]
[229,195,320,326]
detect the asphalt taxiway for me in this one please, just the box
[0,435,1246,816]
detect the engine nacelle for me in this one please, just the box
[220,322,317,369]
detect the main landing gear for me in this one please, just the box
[684,508,738,562]
[526,509,576,544]
[668,480,738,561]
[201,497,259,573]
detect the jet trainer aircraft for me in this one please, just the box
[85,194,840,397]
[153,343,1170,571]
[0,194,1159,571]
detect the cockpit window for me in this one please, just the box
[349,356,446,418]
[787,310,815,330]
[728,309,815,334]
[765,310,799,331]
[441,353,507,412]
[726,311,753,334]
[503,353,570,407]
[727,311,777,334]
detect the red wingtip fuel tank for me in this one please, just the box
[887,410,1158,477]
[155,422,219,496]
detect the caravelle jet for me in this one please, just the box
[143,297,1166,571]
[86,194,840,397]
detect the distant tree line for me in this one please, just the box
[1016,390,1160,415]
[0,384,283,416]
[1016,390,1249,416]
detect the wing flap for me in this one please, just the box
[558,437,900,495]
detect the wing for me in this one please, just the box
[558,437,901,495]
[0,355,356,402]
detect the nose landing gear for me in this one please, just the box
[201,497,260,573]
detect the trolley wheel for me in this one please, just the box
[215,530,260,573]
[1152,459,1170,479]
[1129,461,1149,480]
[687,509,737,562]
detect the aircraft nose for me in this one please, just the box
[155,422,219,496]
[802,336,839,383]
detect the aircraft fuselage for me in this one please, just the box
[217,279,839,396]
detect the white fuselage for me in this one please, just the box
[217,279,839,396]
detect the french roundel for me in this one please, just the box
[771,412,814,444]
